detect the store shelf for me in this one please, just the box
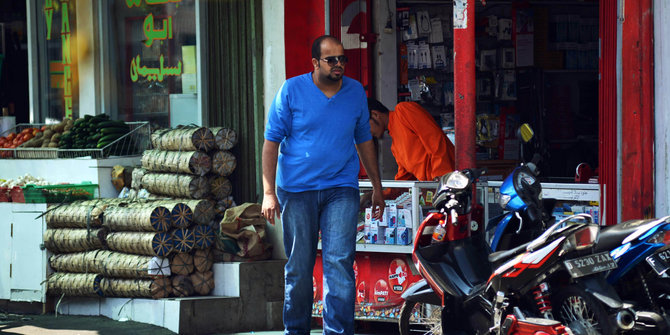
[487,181,599,202]
[320,180,440,254]
[319,241,413,254]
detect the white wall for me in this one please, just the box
[262,0,286,122]
[654,0,670,216]
[262,0,287,260]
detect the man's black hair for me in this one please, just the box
[311,35,340,60]
[367,98,389,117]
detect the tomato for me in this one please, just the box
[32,129,39,136]
[6,133,15,141]
[23,133,33,141]
[40,125,47,131]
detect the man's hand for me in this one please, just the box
[360,190,373,211]
[370,189,385,220]
[262,193,281,225]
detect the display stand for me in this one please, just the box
[1,156,141,198]
[313,180,437,321]
[479,181,600,225]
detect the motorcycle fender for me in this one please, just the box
[578,276,624,309]
[401,279,442,306]
[490,213,514,251]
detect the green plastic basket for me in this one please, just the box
[22,182,99,203]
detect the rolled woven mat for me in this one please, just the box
[170,252,194,276]
[141,149,212,176]
[193,248,214,272]
[45,203,105,229]
[49,250,171,278]
[103,205,171,232]
[210,127,238,150]
[193,225,215,250]
[176,199,215,225]
[211,150,237,177]
[131,167,147,190]
[150,127,215,152]
[172,275,194,297]
[209,175,232,200]
[43,228,107,253]
[101,277,172,299]
[190,271,215,295]
[106,231,173,257]
[171,228,195,253]
[162,202,193,228]
[47,272,103,297]
[141,172,210,199]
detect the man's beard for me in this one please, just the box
[325,67,343,81]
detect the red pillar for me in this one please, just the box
[453,0,476,170]
[284,0,325,78]
[621,0,654,220]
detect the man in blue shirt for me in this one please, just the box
[262,35,384,335]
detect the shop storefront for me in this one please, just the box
[0,1,279,333]
[275,0,661,324]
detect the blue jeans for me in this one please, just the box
[277,187,359,335]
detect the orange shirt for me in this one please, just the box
[389,102,455,181]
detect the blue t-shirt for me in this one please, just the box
[265,73,372,192]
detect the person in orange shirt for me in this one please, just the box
[367,99,455,181]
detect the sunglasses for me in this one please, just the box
[320,55,348,66]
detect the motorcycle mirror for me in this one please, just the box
[517,123,534,143]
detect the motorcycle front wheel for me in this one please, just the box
[551,285,616,335]
[398,300,445,335]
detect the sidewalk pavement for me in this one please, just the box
[0,313,399,335]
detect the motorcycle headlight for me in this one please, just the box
[562,224,600,252]
[647,229,670,245]
[499,194,511,208]
[442,171,469,190]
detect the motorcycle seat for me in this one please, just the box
[488,240,530,264]
[595,219,658,252]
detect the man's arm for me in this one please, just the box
[356,139,385,220]
[261,139,281,225]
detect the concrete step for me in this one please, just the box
[57,259,286,334]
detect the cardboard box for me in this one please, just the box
[397,227,411,245]
[398,209,412,228]
[385,227,396,245]
[387,203,398,228]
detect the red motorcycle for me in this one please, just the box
[399,168,623,335]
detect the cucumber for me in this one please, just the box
[101,127,129,135]
[99,133,123,143]
[98,120,126,128]
[97,140,116,148]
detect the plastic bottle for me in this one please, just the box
[431,220,447,243]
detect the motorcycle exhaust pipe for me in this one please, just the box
[612,309,635,331]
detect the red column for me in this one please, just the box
[453,0,476,170]
[284,0,325,78]
[621,0,654,220]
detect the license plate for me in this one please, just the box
[564,252,618,278]
[646,249,670,275]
